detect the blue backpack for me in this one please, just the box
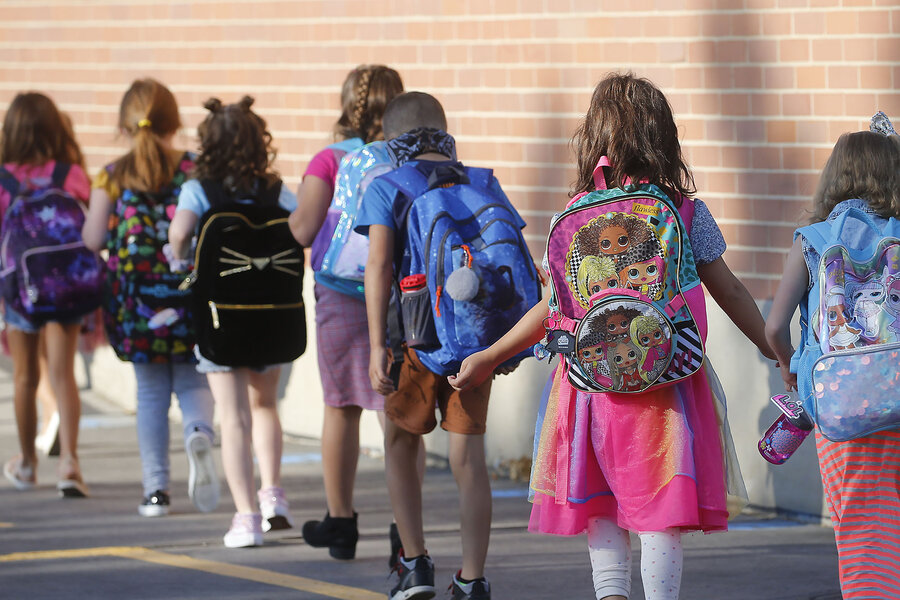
[312,141,392,299]
[380,161,541,376]
[793,206,900,441]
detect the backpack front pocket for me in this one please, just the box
[812,343,900,441]
[202,300,306,367]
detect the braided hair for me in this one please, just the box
[333,65,403,143]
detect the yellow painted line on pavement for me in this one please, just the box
[0,546,383,600]
[0,522,12,528]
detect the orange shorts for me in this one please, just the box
[385,347,492,435]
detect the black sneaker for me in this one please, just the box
[389,552,435,600]
[388,522,403,570]
[301,512,358,560]
[138,490,170,517]
[449,571,490,600]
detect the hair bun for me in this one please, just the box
[238,96,255,111]
[204,98,223,113]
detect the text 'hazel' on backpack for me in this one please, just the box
[380,161,542,377]
[792,206,900,441]
[539,157,706,394]
[0,163,103,325]
[181,179,306,368]
[103,152,196,363]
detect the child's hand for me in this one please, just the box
[368,346,396,396]
[448,350,495,391]
[778,360,797,392]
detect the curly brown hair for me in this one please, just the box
[333,65,404,143]
[1,92,84,169]
[193,96,278,194]
[571,73,695,205]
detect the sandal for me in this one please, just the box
[3,456,36,490]
[57,457,89,498]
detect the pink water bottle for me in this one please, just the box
[758,394,814,465]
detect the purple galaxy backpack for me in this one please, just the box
[0,163,103,324]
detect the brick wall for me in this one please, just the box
[1,0,898,298]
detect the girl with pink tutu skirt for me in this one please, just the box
[449,73,774,600]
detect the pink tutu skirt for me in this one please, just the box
[528,359,729,535]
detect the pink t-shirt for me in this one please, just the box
[303,146,340,197]
[0,161,91,220]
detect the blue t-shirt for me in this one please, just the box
[177,179,297,217]
[355,159,527,374]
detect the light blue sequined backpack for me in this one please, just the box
[310,141,392,299]
[793,206,900,441]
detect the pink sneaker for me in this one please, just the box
[223,513,263,548]
[258,486,294,532]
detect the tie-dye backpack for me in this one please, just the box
[0,162,103,324]
[793,206,900,441]
[541,157,706,394]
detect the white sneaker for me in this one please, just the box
[258,486,294,532]
[35,412,60,457]
[223,512,263,548]
[186,431,219,513]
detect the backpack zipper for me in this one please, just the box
[208,300,305,330]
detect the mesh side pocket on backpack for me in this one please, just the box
[400,284,439,350]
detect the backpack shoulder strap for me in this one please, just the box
[0,167,19,198]
[260,179,282,206]
[200,179,228,209]
[50,161,71,189]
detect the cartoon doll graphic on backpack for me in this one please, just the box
[545,156,704,394]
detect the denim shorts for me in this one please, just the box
[3,306,81,334]
[193,346,273,374]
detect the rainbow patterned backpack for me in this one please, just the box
[541,158,707,394]
[793,206,900,441]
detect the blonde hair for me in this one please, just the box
[812,131,900,222]
[630,315,663,347]
[333,65,404,143]
[576,255,618,302]
[111,78,182,192]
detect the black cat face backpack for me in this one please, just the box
[183,179,306,368]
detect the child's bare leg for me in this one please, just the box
[384,418,426,556]
[248,367,282,491]
[36,331,57,433]
[8,328,40,468]
[42,322,82,480]
[377,410,425,484]
[208,369,256,514]
[322,404,362,517]
[448,431,491,580]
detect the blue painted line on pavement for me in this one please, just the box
[728,519,804,530]
[279,453,323,464]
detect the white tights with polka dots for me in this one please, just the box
[587,517,683,599]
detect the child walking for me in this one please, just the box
[360,92,517,600]
[450,73,774,600]
[765,123,900,598]
[81,78,218,517]
[168,96,297,548]
[0,92,92,496]
[288,64,410,561]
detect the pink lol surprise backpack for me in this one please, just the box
[0,163,103,325]
[539,157,706,394]
[792,206,900,441]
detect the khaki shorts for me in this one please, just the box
[385,347,492,435]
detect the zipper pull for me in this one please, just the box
[178,271,197,291]
[209,301,220,329]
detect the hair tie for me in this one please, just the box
[137,118,152,129]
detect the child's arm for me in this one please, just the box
[82,187,113,252]
[697,257,776,360]
[448,300,547,391]
[764,239,809,391]
[288,176,332,247]
[168,209,199,260]
[364,223,397,396]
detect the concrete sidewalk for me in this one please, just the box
[0,365,842,599]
